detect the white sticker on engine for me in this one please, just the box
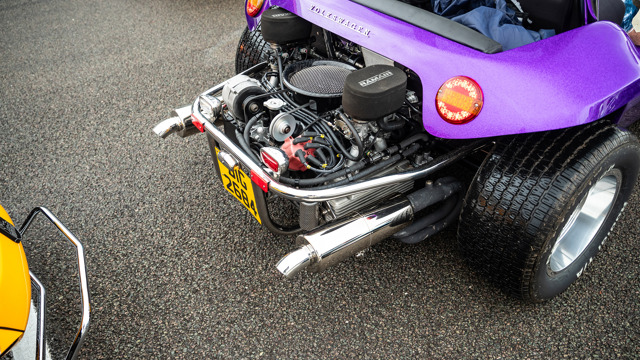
[359,71,393,87]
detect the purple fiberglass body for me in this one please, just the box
[155,0,640,302]
[247,0,640,139]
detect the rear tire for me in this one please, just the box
[235,26,270,74]
[458,121,640,302]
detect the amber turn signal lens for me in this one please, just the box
[436,76,483,125]
[246,0,264,17]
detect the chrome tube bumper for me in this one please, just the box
[190,88,489,203]
[29,272,46,360]
[19,207,91,360]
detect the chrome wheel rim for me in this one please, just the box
[549,174,618,272]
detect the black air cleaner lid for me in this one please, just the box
[261,7,312,45]
[342,65,408,121]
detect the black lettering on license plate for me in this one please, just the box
[215,147,261,224]
[222,171,258,217]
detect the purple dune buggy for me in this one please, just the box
[155,0,640,302]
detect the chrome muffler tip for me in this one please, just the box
[276,245,315,279]
[153,116,184,139]
[276,198,415,278]
[153,105,200,139]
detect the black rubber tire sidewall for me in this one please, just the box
[458,123,640,302]
[235,26,270,74]
[532,143,638,300]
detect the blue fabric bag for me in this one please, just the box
[432,0,555,50]
[623,0,639,31]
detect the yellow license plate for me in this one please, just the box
[215,148,261,224]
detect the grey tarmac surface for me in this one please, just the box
[1,0,639,358]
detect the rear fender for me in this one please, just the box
[246,0,640,138]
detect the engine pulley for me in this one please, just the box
[270,113,297,142]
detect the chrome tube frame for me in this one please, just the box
[191,65,491,202]
[29,272,46,360]
[19,207,91,360]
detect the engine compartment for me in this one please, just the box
[202,7,463,225]
[222,8,433,195]
[149,1,640,298]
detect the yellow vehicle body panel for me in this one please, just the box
[0,204,30,355]
[0,329,24,357]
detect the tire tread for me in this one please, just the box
[458,121,639,301]
[235,26,270,74]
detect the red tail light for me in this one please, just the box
[260,147,289,174]
[436,76,483,125]
[261,152,279,172]
[246,0,264,17]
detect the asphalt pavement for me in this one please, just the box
[1,0,639,358]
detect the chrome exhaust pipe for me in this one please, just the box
[155,95,222,139]
[153,105,200,139]
[276,198,414,278]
